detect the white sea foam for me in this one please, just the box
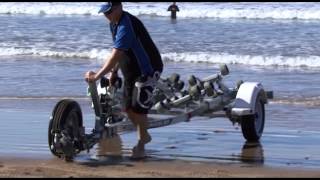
[1,2,320,20]
[1,47,320,68]
[162,52,320,68]
[270,96,320,107]
[0,47,109,60]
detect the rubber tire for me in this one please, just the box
[241,96,265,142]
[48,99,83,159]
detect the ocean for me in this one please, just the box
[0,2,319,168]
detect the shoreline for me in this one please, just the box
[0,155,319,178]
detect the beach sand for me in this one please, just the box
[0,155,319,178]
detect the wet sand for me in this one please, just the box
[0,155,319,178]
[1,98,320,177]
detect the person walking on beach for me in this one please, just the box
[85,2,163,159]
[167,2,179,19]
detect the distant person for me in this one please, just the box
[167,2,179,19]
[85,2,163,159]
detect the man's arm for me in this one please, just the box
[111,61,119,75]
[176,5,179,11]
[85,48,125,83]
[95,48,124,80]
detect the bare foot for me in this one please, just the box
[140,133,152,145]
[131,133,152,159]
[131,144,146,159]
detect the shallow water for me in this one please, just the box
[0,62,319,169]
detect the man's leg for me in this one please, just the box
[127,109,152,158]
[127,109,152,145]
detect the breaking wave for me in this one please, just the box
[1,2,320,20]
[1,47,320,68]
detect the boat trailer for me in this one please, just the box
[48,64,273,161]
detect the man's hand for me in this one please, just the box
[109,71,118,86]
[85,71,97,83]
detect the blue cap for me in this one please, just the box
[98,2,121,14]
[98,2,113,14]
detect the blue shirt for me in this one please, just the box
[110,11,163,78]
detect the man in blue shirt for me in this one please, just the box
[85,2,163,159]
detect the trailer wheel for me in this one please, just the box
[48,100,64,157]
[241,95,265,142]
[48,99,83,160]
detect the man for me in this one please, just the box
[167,2,179,19]
[85,2,163,159]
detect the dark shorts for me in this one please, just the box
[123,71,161,114]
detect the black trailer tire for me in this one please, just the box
[48,99,83,160]
[241,95,265,142]
[48,100,65,157]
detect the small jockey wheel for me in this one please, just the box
[48,99,84,162]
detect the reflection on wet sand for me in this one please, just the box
[96,132,123,159]
[240,141,264,165]
[76,133,128,167]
